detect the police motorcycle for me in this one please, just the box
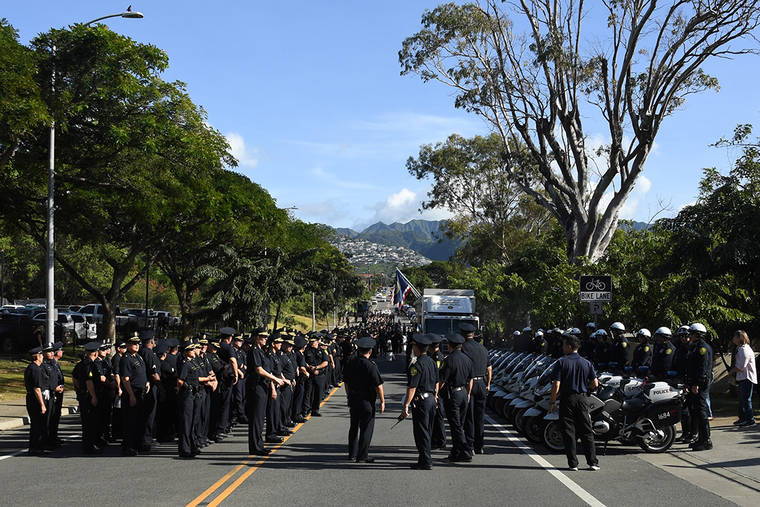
[542,365,683,454]
[487,351,529,410]
[513,359,559,443]
[488,352,535,415]
[502,354,553,423]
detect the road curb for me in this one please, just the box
[0,405,79,432]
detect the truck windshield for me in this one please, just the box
[425,319,452,335]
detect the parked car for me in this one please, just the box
[67,312,97,344]
[78,303,106,323]
[0,314,37,354]
[31,312,76,345]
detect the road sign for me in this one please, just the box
[580,275,612,302]
[589,301,603,315]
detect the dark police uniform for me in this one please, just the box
[232,343,248,424]
[439,342,473,461]
[246,343,273,454]
[24,355,48,454]
[138,343,160,450]
[550,351,598,469]
[216,337,237,435]
[305,343,329,416]
[111,350,124,440]
[672,340,692,439]
[343,343,383,461]
[177,349,201,457]
[265,345,283,439]
[430,344,447,450]
[651,341,675,378]
[462,336,490,453]
[120,349,148,455]
[293,342,308,422]
[195,349,213,446]
[47,352,65,446]
[279,348,297,427]
[407,352,438,468]
[610,337,630,369]
[76,351,102,453]
[158,351,178,442]
[41,355,56,444]
[686,339,714,447]
[206,348,225,441]
[632,341,653,371]
[98,351,117,443]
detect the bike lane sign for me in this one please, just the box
[579,275,612,301]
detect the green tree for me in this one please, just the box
[400,1,760,263]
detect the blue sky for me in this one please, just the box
[6,1,760,231]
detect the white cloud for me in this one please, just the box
[353,187,454,230]
[226,132,259,168]
[636,175,652,195]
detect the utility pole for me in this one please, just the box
[311,292,316,331]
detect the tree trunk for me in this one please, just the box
[100,299,116,344]
[272,301,282,332]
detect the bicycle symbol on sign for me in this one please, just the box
[585,279,607,291]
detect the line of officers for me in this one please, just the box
[25,325,349,458]
[395,322,493,469]
[514,321,716,451]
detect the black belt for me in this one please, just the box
[472,376,484,380]
[451,386,466,392]
[417,392,434,399]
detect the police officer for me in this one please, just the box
[177,342,214,458]
[246,330,284,455]
[98,343,117,444]
[158,339,178,443]
[343,336,385,463]
[231,334,248,424]
[40,344,57,449]
[216,327,241,436]
[579,323,597,359]
[672,325,693,442]
[111,341,127,440]
[305,334,329,416]
[549,333,599,471]
[400,333,437,470]
[195,337,214,447]
[120,335,148,456]
[685,323,714,450]
[265,335,287,442]
[650,327,675,379]
[592,329,610,368]
[609,322,630,370]
[293,334,309,423]
[24,347,49,455]
[429,333,447,450]
[47,342,65,448]
[138,331,161,452]
[439,333,473,463]
[632,328,653,373]
[206,341,226,442]
[78,341,103,454]
[279,337,297,428]
[461,322,491,454]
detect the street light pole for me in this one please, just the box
[44,7,144,346]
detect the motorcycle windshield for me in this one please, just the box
[536,360,559,387]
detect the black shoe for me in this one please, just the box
[293,417,306,423]
[348,455,356,461]
[677,433,693,443]
[178,452,195,459]
[265,435,283,443]
[433,444,446,450]
[311,412,322,417]
[251,449,271,456]
[191,448,201,456]
[121,448,138,457]
[286,422,296,428]
[738,420,756,427]
[410,463,432,470]
[356,457,375,463]
[474,448,483,454]
[83,446,103,455]
[690,440,713,451]
[27,449,49,456]
[277,430,293,436]
[138,445,152,454]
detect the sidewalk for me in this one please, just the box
[0,391,79,431]
[641,416,760,507]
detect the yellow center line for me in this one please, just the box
[206,384,342,506]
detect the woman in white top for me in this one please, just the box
[730,330,756,426]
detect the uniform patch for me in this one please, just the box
[410,366,418,376]
[644,346,650,352]
[88,370,93,377]
[665,349,672,355]
[621,342,627,348]
[699,347,707,355]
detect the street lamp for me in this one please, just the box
[45,7,144,346]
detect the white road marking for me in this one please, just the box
[486,414,606,507]
[0,449,27,461]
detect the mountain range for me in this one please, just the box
[329,219,460,261]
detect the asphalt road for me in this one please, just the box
[0,360,741,507]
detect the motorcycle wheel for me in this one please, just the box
[502,402,514,420]
[638,424,676,453]
[513,407,528,433]
[543,420,565,452]
[493,398,506,415]
[522,415,546,444]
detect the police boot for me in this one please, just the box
[690,440,713,451]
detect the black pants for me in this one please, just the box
[559,393,597,468]
[280,384,294,426]
[194,388,208,445]
[311,374,327,415]
[215,383,233,434]
[48,392,63,444]
[177,389,198,455]
[348,399,375,460]
[444,389,469,459]
[26,396,45,452]
[687,386,711,443]
[247,384,268,453]
[232,376,246,422]
[122,389,145,452]
[266,387,280,437]
[98,389,115,441]
[294,379,306,418]
[158,384,177,442]
[80,396,99,450]
[431,398,446,448]
[412,395,436,466]
[142,384,158,448]
[465,379,486,451]
[301,377,312,416]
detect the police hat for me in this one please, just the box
[98,342,111,350]
[232,333,244,342]
[140,329,155,342]
[427,333,443,345]
[209,341,221,349]
[459,322,476,333]
[52,341,63,351]
[411,333,432,346]
[198,338,209,345]
[127,335,141,344]
[84,341,100,352]
[282,338,295,346]
[155,342,169,355]
[42,344,54,353]
[294,336,307,348]
[273,336,284,344]
[356,336,376,349]
[117,341,127,348]
[182,341,197,352]
[445,333,465,345]
[29,346,43,355]
[168,338,179,348]
[220,326,236,337]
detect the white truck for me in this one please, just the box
[415,288,479,335]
